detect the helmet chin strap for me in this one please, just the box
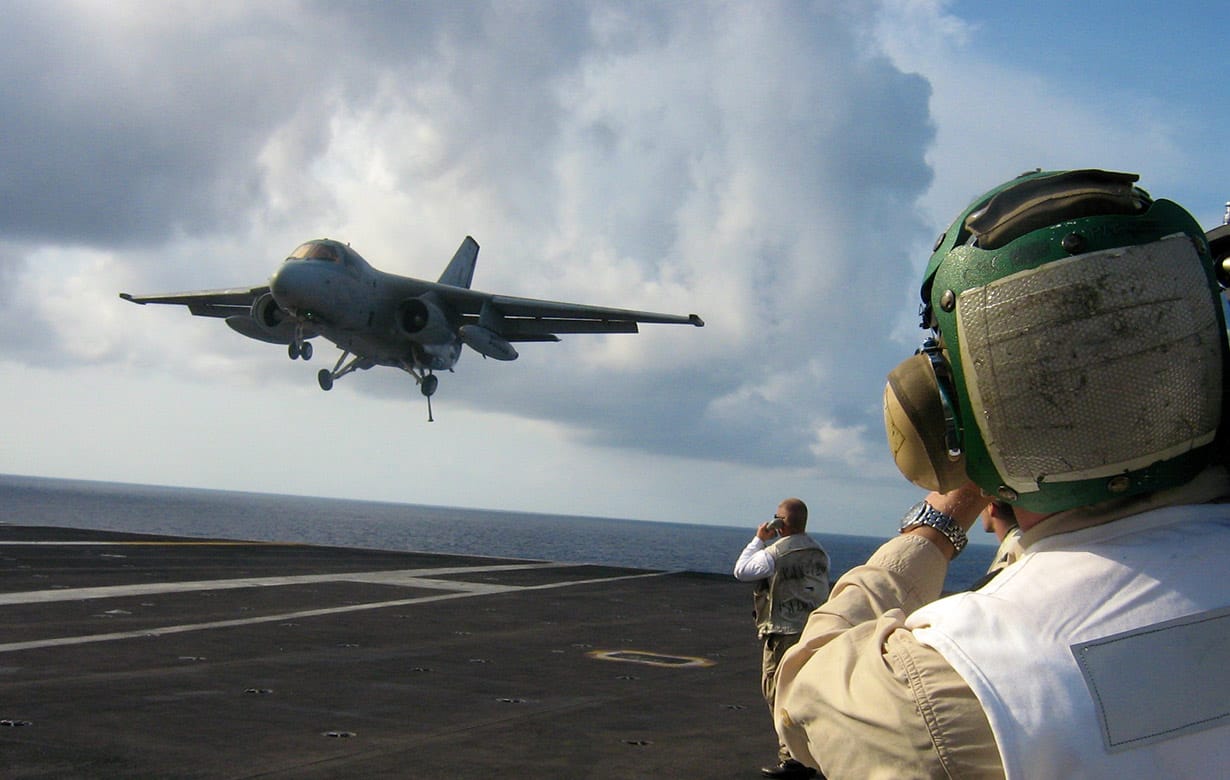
[918,338,962,460]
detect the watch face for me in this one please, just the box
[901,500,929,530]
[897,499,968,555]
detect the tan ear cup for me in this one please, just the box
[884,353,968,492]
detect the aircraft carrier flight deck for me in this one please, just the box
[0,524,770,778]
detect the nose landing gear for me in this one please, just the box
[287,322,313,360]
[288,340,313,360]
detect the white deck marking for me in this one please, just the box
[0,565,672,654]
[0,563,576,605]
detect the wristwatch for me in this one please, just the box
[900,499,968,556]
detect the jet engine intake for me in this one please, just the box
[250,292,286,329]
[227,292,295,344]
[396,296,456,345]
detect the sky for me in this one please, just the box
[3,0,1228,538]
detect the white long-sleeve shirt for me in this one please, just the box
[733,536,775,581]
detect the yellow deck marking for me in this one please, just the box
[588,649,715,668]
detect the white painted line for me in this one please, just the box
[0,570,672,654]
[0,563,574,605]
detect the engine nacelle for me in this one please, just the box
[396,295,456,345]
[250,292,285,329]
[226,292,294,344]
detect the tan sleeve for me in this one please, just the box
[774,535,1004,779]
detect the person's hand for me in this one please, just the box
[905,483,992,560]
[755,522,778,541]
[927,483,992,532]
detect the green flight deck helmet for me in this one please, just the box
[884,169,1228,513]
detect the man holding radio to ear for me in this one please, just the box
[773,169,1230,779]
[734,498,830,778]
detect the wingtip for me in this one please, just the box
[119,293,139,303]
[689,314,705,327]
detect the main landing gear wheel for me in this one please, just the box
[288,341,313,361]
[420,374,439,397]
[317,369,334,391]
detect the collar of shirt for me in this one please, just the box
[1021,465,1230,549]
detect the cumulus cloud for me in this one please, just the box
[2,0,938,480]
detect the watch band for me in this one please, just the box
[900,499,968,556]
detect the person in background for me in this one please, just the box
[733,498,829,779]
[773,169,1230,778]
[980,500,1023,579]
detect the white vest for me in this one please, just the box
[907,504,1230,779]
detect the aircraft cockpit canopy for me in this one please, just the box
[286,240,370,275]
[288,241,344,263]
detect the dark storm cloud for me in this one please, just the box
[0,3,533,247]
[1,6,288,245]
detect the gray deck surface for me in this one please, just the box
[0,525,775,778]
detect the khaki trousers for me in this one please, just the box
[762,631,802,763]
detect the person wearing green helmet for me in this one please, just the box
[772,169,1230,778]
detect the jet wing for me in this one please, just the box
[119,286,268,319]
[429,287,704,341]
[488,295,703,339]
[120,284,310,346]
[487,295,704,326]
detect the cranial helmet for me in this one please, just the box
[884,169,1228,513]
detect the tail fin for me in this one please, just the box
[438,236,479,289]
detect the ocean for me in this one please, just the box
[0,473,995,591]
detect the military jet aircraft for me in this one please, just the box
[120,237,704,420]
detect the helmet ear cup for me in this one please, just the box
[884,352,968,492]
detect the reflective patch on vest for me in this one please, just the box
[1071,606,1230,751]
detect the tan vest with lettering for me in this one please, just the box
[753,534,830,637]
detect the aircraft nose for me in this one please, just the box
[269,262,309,312]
